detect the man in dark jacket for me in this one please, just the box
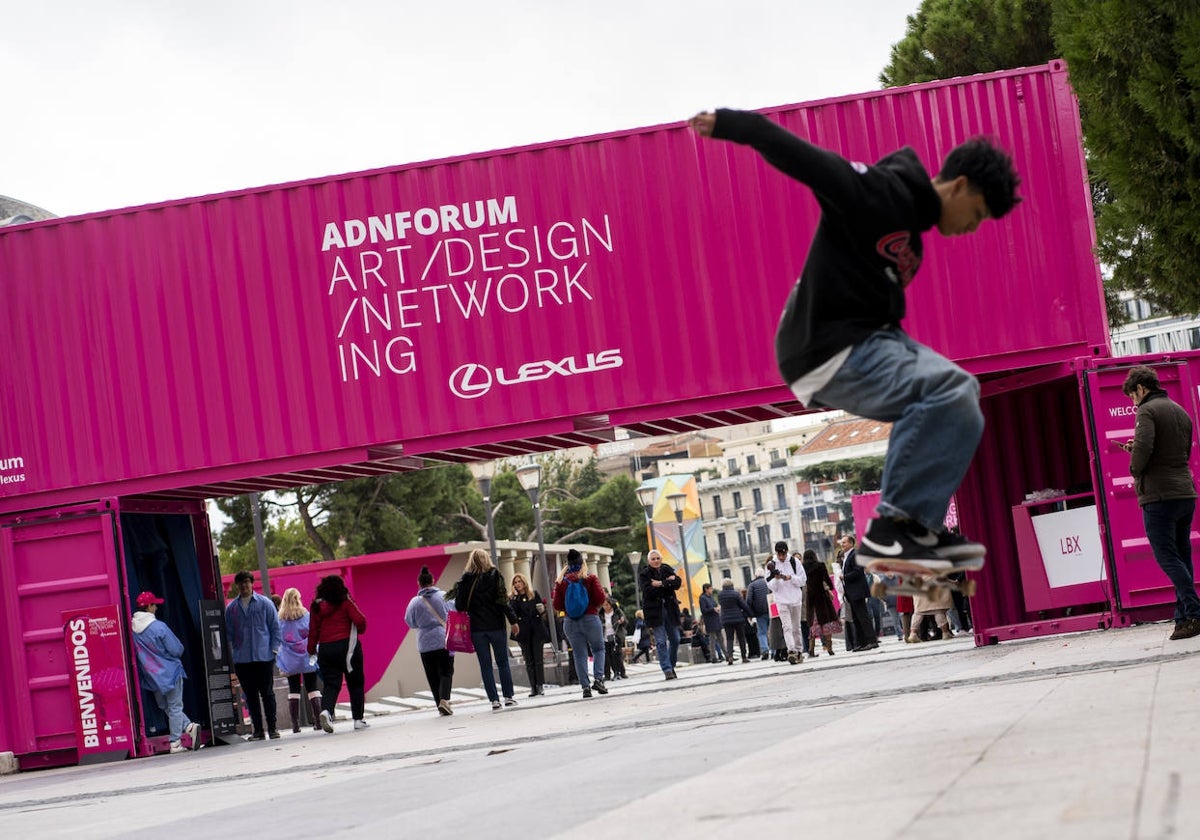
[698,583,725,662]
[746,569,772,660]
[1122,366,1200,640]
[690,110,1019,567]
[839,535,879,651]
[638,550,683,679]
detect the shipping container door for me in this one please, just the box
[0,505,125,759]
[1086,361,1200,611]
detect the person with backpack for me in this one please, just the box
[551,549,607,698]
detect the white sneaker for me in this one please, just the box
[183,721,201,750]
[319,710,335,733]
[353,719,370,730]
[169,741,186,754]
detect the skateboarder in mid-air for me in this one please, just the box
[689,109,1020,569]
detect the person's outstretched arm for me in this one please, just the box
[690,109,867,212]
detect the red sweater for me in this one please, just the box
[551,573,606,616]
[307,598,367,653]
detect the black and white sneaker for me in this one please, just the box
[858,518,951,569]
[906,523,987,566]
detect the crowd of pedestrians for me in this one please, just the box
[203,537,970,747]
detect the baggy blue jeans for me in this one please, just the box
[563,614,606,688]
[652,621,681,673]
[153,675,188,743]
[754,612,771,655]
[811,328,984,530]
[1142,498,1200,622]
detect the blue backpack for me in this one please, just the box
[565,577,590,619]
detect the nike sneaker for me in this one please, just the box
[906,523,987,564]
[858,517,951,569]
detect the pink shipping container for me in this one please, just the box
[5,60,1183,770]
[0,60,1103,513]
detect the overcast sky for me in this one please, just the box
[5,1,921,218]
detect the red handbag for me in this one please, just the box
[445,577,479,653]
[445,610,474,653]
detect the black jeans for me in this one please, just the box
[419,648,455,702]
[317,638,365,720]
[604,637,627,679]
[519,638,546,689]
[723,623,748,661]
[1143,498,1200,621]
[848,598,878,647]
[234,660,277,733]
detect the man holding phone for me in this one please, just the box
[1122,365,1200,641]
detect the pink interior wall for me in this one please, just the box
[0,62,1106,513]
[224,546,453,699]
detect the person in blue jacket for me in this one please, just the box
[225,571,283,740]
[131,591,201,753]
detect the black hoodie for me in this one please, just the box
[711,109,942,388]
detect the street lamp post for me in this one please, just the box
[667,493,695,611]
[515,463,562,684]
[738,505,753,573]
[635,485,659,551]
[478,474,498,565]
[627,551,642,611]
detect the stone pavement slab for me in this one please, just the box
[0,623,1195,838]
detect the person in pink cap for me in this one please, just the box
[131,591,201,753]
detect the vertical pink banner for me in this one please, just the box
[62,605,133,759]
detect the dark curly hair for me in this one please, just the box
[314,574,349,605]
[1122,365,1161,396]
[938,137,1021,219]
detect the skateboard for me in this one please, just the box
[865,558,981,599]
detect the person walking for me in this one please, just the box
[552,549,608,698]
[308,574,368,733]
[717,578,754,663]
[689,109,1019,567]
[765,541,806,665]
[404,566,456,716]
[225,571,282,741]
[910,588,955,643]
[840,536,880,652]
[509,572,549,697]
[452,548,520,711]
[275,587,322,733]
[131,591,201,753]
[746,568,772,660]
[698,583,726,662]
[802,550,840,657]
[599,596,629,681]
[638,549,683,680]
[1122,365,1200,640]
[631,610,653,663]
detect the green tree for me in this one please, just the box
[799,457,886,494]
[1054,1,1200,314]
[880,0,1055,87]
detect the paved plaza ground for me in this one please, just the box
[1,622,1196,839]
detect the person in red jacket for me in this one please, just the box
[307,574,368,734]
[552,549,608,699]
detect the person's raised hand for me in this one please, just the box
[689,111,716,137]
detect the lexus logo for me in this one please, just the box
[447,348,624,401]
[448,363,494,399]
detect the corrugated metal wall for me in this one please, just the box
[0,62,1107,511]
